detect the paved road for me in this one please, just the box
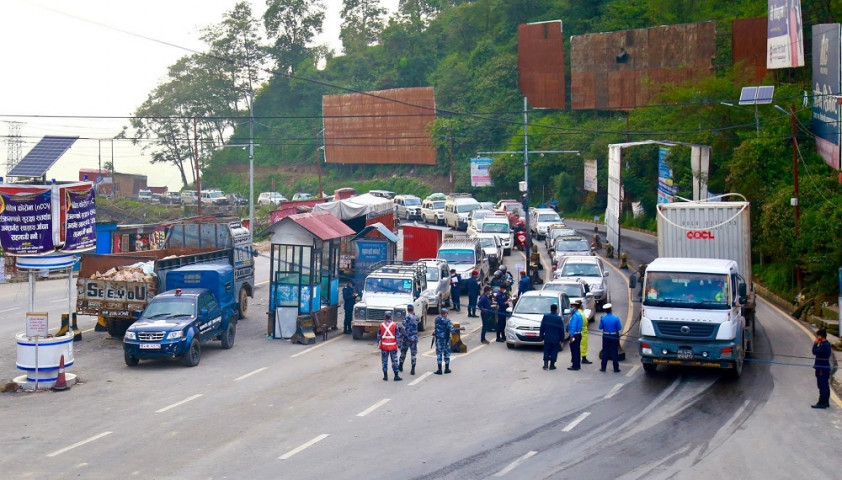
[0,226,839,478]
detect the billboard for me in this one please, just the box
[570,22,716,110]
[584,158,597,193]
[657,147,676,204]
[732,17,768,82]
[767,0,805,69]
[322,87,437,165]
[518,21,566,109]
[471,157,493,187]
[812,24,841,170]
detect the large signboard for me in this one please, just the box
[0,188,53,255]
[657,147,677,204]
[584,158,598,193]
[518,21,566,109]
[471,157,493,187]
[767,0,805,69]
[63,186,96,252]
[812,24,841,170]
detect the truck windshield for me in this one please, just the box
[481,223,509,234]
[142,298,196,318]
[365,277,412,294]
[643,272,731,309]
[438,249,475,265]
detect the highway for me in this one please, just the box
[0,225,839,479]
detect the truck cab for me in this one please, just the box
[352,263,428,339]
[123,264,238,367]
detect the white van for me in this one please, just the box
[443,194,480,231]
[180,190,198,205]
[436,238,489,287]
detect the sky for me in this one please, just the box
[0,0,398,191]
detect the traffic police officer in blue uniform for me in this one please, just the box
[398,304,419,376]
[539,303,565,370]
[342,280,358,334]
[567,299,584,370]
[434,308,453,375]
[598,303,623,373]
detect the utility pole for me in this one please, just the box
[448,125,454,192]
[194,117,201,216]
[523,97,531,280]
[790,104,801,289]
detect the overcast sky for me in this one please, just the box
[0,0,398,190]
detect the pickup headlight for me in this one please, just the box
[394,309,406,320]
[167,331,184,340]
[124,331,136,340]
[354,307,366,319]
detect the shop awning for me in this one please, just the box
[261,211,354,240]
[351,222,398,242]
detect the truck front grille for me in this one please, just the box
[138,332,165,341]
[653,321,717,340]
[367,309,388,321]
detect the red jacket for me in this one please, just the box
[378,321,398,351]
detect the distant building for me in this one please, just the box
[79,169,147,198]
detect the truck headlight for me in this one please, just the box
[394,309,406,320]
[355,307,366,319]
[124,331,136,340]
[167,331,183,340]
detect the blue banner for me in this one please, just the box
[812,24,841,170]
[657,147,676,204]
[0,189,54,255]
[63,187,96,252]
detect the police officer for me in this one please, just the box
[812,328,832,409]
[342,280,358,334]
[500,265,514,292]
[518,270,532,298]
[465,270,480,317]
[539,303,564,370]
[398,304,419,376]
[495,287,510,342]
[450,269,462,312]
[377,311,402,381]
[567,299,584,370]
[478,286,493,344]
[434,308,453,374]
[598,303,622,373]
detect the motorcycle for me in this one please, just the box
[514,229,527,251]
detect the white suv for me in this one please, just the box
[530,208,563,239]
[553,256,610,310]
[258,192,287,206]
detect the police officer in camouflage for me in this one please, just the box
[377,311,402,381]
[433,308,453,375]
[399,304,419,375]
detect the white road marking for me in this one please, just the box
[0,307,20,313]
[290,334,345,358]
[50,298,72,303]
[234,367,268,381]
[156,394,202,413]
[561,412,591,432]
[46,431,112,457]
[604,383,623,399]
[279,434,329,460]
[408,371,433,386]
[626,365,640,377]
[356,398,390,417]
[256,280,270,286]
[493,450,538,477]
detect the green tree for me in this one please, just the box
[263,0,326,74]
[340,0,387,54]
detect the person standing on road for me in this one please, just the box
[342,281,358,334]
[450,269,462,312]
[465,270,481,317]
[812,328,832,409]
[398,304,419,376]
[598,303,622,373]
[581,306,592,365]
[377,311,402,381]
[518,270,532,299]
[567,299,584,370]
[478,286,493,344]
[539,303,564,370]
[495,287,510,342]
[433,308,453,374]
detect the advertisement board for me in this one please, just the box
[767,0,805,69]
[812,24,841,170]
[470,157,493,187]
[657,147,677,204]
[0,188,53,255]
[63,186,96,252]
[584,158,598,193]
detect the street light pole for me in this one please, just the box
[248,91,255,239]
[523,97,531,280]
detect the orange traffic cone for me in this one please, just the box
[52,354,69,392]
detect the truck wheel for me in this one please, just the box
[124,352,139,367]
[352,326,364,340]
[238,287,249,319]
[107,319,128,339]
[728,359,743,379]
[642,363,657,374]
[221,323,236,349]
[183,339,201,367]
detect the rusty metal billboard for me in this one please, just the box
[518,20,566,109]
[322,87,437,165]
[732,17,768,82]
[571,22,716,110]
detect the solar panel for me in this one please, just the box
[738,87,758,105]
[755,85,775,104]
[8,136,78,178]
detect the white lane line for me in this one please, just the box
[279,434,329,460]
[50,298,72,303]
[561,412,591,432]
[82,327,95,333]
[356,398,390,417]
[408,371,433,386]
[46,431,112,457]
[234,367,268,381]
[256,280,270,286]
[626,365,640,377]
[156,394,203,413]
[290,334,345,358]
[604,383,623,399]
[493,450,538,477]
[0,307,20,313]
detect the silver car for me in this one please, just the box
[505,290,571,349]
[418,258,451,313]
[553,256,610,309]
[551,235,593,268]
[541,279,595,322]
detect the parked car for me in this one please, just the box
[180,190,198,205]
[162,192,182,205]
[138,189,153,201]
[227,193,248,205]
[291,192,313,201]
[368,189,396,200]
[394,194,423,220]
[417,258,451,313]
[553,256,610,309]
[504,290,571,349]
[201,189,228,206]
[258,192,287,206]
[542,279,595,322]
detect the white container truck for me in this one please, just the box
[635,196,755,377]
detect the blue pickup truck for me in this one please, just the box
[123,264,238,367]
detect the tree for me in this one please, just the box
[340,0,387,54]
[263,0,326,75]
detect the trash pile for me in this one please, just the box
[90,261,156,282]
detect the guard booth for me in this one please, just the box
[350,223,398,291]
[262,211,354,340]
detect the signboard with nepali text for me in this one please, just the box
[62,186,96,252]
[470,157,493,187]
[812,24,841,170]
[767,0,805,69]
[0,189,54,254]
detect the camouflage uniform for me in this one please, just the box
[399,312,419,372]
[434,313,453,367]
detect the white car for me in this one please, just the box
[465,209,497,237]
[553,256,610,310]
[472,233,503,273]
[477,215,513,256]
[545,225,577,252]
[552,235,593,267]
[421,198,446,225]
[530,208,563,239]
[505,290,571,349]
[258,192,287,206]
[417,258,451,313]
[542,279,595,322]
